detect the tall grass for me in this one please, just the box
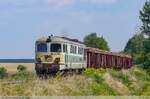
[0,75,93,96]
[0,66,150,96]
[143,82,150,96]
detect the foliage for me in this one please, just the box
[107,66,150,95]
[84,68,118,95]
[0,67,8,79]
[84,68,104,83]
[84,33,110,51]
[11,71,35,80]
[143,82,150,96]
[84,68,106,77]
[124,32,150,69]
[124,33,145,64]
[17,65,27,72]
[125,1,150,69]
[140,1,150,36]
[143,38,150,69]
[109,70,130,86]
[90,81,118,95]
[1,66,150,96]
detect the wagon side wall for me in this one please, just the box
[87,50,133,69]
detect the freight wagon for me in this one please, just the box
[87,48,132,69]
[35,35,132,76]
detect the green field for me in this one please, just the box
[0,64,150,96]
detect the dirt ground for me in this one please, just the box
[0,63,35,73]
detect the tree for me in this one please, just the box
[143,52,150,69]
[139,1,150,68]
[124,0,150,69]
[140,1,150,36]
[124,33,145,64]
[143,37,150,69]
[144,37,150,53]
[84,33,110,51]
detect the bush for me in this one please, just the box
[84,68,95,76]
[17,65,27,72]
[84,68,106,77]
[11,71,35,80]
[143,82,150,96]
[0,67,8,79]
[84,68,118,95]
[91,82,118,95]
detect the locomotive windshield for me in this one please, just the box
[37,43,47,52]
[51,43,61,52]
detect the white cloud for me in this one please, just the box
[81,0,117,4]
[0,0,75,8]
[0,0,20,5]
[91,0,117,4]
[47,0,74,8]
[0,0,38,6]
[0,0,118,9]
[46,0,118,8]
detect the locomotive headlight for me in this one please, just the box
[36,55,45,62]
[36,58,41,63]
[54,57,60,64]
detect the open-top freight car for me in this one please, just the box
[35,35,132,76]
[87,48,132,69]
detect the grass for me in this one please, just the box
[143,82,150,96]
[0,75,94,96]
[0,64,150,96]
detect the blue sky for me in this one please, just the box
[0,0,146,58]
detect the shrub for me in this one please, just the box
[0,67,8,79]
[95,68,106,74]
[17,65,27,72]
[143,82,150,96]
[91,82,118,95]
[84,68,118,95]
[84,68,107,84]
[11,71,35,80]
[84,68,95,76]
[84,68,106,77]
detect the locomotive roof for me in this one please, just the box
[36,36,85,45]
[87,47,132,58]
[60,37,84,44]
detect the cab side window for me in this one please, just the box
[78,47,83,55]
[63,44,68,53]
[70,45,77,54]
[70,45,73,53]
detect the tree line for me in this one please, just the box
[124,1,150,69]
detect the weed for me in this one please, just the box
[11,71,36,80]
[143,82,150,96]
[0,67,8,79]
[17,65,27,72]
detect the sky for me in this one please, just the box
[0,0,146,59]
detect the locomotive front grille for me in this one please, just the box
[45,55,53,62]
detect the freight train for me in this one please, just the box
[35,35,132,76]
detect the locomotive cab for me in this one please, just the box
[35,36,65,75]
